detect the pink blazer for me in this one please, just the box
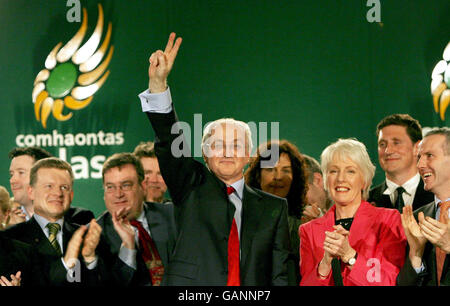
[299,201,406,286]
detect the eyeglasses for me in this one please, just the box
[104,182,135,193]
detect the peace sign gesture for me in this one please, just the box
[148,32,183,93]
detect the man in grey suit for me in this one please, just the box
[398,127,450,286]
[369,114,434,211]
[96,153,176,286]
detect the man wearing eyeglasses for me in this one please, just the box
[96,153,177,286]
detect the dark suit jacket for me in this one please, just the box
[96,201,177,286]
[0,233,43,286]
[146,110,291,286]
[66,206,95,225]
[3,216,97,286]
[368,179,434,211]
[397,201,450,286]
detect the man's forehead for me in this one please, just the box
[209,123,246,139]
[104,165,138,180]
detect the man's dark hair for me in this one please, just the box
[245,140,308,218]
[8,147,52,162]
[376,114,422,144]
[102,152,145,184]
[133,141,156,159]
[29,157,74,187]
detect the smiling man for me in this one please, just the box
[368,114,434,211]
[96,153,176,286]
[398,127,450,286]
[133,141,169,203]
[138,33,290,285]
[4,157,102,286]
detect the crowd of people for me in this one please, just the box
[0,33,448,286]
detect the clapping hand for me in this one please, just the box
[0,271,21,286]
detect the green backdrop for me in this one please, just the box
[0,0,449,216]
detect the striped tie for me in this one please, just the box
[46,223,62,256]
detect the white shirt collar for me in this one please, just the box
[228,178,245,200]
[384,173,420,196]
[33,213,64,233]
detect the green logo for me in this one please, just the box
[32,3,113,128]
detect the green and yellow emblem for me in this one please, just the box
[431,41,450,121]
[32,4,113,128]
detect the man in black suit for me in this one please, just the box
[4,157,103,286]
[96,153,176,286]
[368,114,434,211]
[138,33,290,285]
[8,147,94,224]
[397,127,450,286]
[0,234,43,286]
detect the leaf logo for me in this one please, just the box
[431,41,450,121]
[32,4,113,128]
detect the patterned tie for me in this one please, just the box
[130,220,164,286]
[394,187,405,212]
[436,201,450,286]
[226,186,240,286]
[46,223,62,256]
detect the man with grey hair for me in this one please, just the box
[398,127,450,286]
[137,33,290,285]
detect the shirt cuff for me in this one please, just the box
[119,244,137,270]
[138,87,173,113]
[413,262,425,274]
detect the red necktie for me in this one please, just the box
[436,201,449,285]
[130,220,164,286]
[226,186,240,286]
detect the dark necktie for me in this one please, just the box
[394,187,405,212]
[436,201,450,285]
[130,220,164,286]
[46,223,62,256]
[226,186,240,286]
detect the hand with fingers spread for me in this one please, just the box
[111,207,135,250]
[148,32,183,93]
[418,212,450,253]
[401,206,427,268]
[64,225,87,269]
[6,206,27,227]
[81,219,102,264]
[0,271,21,286]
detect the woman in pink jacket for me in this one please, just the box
[299,138,406,286]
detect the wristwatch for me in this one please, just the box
[347,252,357,266]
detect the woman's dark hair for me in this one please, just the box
[245,140,308,218]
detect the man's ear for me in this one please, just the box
[413,141,420,159]
[313,172,323,187]
[27,185,34,202]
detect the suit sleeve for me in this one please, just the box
[271,200,290,286]
[299,224,333,286]
[345,210,406,286]
[146,110,203,205]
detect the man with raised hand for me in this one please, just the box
[138,33,290,285]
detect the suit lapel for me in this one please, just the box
[348,202,377,248]
[28,218,59,257]
[145,203,169,267]
[240,185,263,268]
